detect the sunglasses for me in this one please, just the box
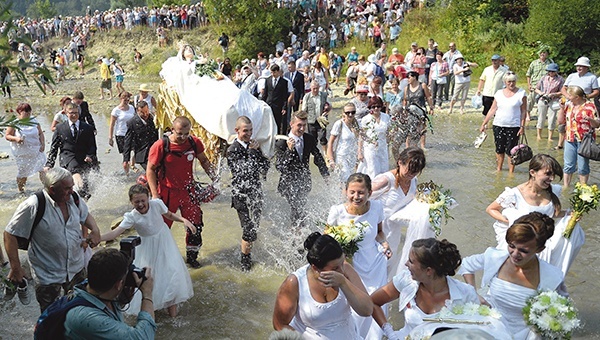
[370,105,382,109]
[359,93,368,95]
[344,111,356,115]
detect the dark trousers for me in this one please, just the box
[444,73,455,101]
[271,104,288,135]
[35,268,86,312]
[482,95,495,116]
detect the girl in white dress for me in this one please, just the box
[327,173,392,339]
[101,184,195,317]
[357,96,390,180]
[372,238,479,340]
[371,146,426,280]
[50,96,71,132]
[460,212,567,340]
[327,102,360,184]
[4,103,46,193]
[486,154,584,275]
[273,232,373,339]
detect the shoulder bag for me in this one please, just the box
[510,133,533,165]
[577,130,600,161]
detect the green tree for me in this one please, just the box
[147,0,190,8]
[525,0,600,72]
[203,0,292,62]
[26,0,57,19]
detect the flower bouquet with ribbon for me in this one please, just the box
[523,290,580,339]
[323,220,367,259]
[415,181,457,236]
[564,182,600,238]
[194,58,223,80]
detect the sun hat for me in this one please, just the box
[109,58,115,64]
[411,42,418,47]
[138,84,153,92]
[367,54,377,63]
[546,63,559,72]
[102,58,110,65]
[491,54,501,60]
[392,48,399,53]
[454,53,464,60]
[574,56,591,67]
[356,85,370,93]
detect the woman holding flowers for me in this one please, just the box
[327,173,391,339]
[273,232,373,339]
[459,212,568,340]
[370,146,426,279]
[562,85,600,187]
[371,238,478,340]
[357,96,390,180]
[486,154,584,275]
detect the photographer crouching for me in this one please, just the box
[63,248,156,339]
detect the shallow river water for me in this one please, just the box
[0,88,599,339]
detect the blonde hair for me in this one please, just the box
[503,72,517,82]
[566,85,586,99]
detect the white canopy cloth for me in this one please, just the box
[160,57,277,157]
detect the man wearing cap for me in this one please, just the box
[561,56,599,100]
[526,48,552,119]
[443,42,461,101]
[405,42,418,68]
[388,48,404,65]
[98,57,112,100]
[134,84,157,114]
[476,54,507,117]
[533,63,563,141]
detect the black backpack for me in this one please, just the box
[16,191,80,250]
[34,290,96,340]
[158,135,197,178]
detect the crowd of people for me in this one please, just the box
[0,0,599,339]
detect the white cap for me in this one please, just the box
[575,56,591,68]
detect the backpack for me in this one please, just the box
[158,135,197,178]
[34,290,96,340]
[374,63,386,84]
[16,191,80,250]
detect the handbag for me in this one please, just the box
[510,133,533,165]
[436,76,447,85]
[577,130,600,161]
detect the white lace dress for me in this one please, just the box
[357,113,390,180]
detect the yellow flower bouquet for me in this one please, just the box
[323,220,367,259]
[564,182,600,238]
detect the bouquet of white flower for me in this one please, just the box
[415,181,457,236]
[438,302,502,320]
[523,290,580,339]
[323,220,367,259]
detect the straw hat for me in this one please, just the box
[138,84,153,92]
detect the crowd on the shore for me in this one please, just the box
[1,0,599,339]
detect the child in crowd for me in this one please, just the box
[101,184,195,317]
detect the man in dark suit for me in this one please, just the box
[260,64,294,135]
[124,101,158,170]
[275,111,329,229]
[226,116,270,271]
[285,60,305,112]
[45,102,98,199]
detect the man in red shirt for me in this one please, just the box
[146,116,216,268]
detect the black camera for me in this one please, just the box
[117,236,146,306]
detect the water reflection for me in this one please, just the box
[0,109,599,339]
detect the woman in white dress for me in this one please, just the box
[108,91,136,175]
[101,184,195,317]
[371,146,426,280]
[327,102,360,184]
[4,103,46,193]
[273,232,373,339]
[312,61,329,92]
[357,96,390,180]
[486,154,583,275]
[327,173,392,339]
[50,96,71,132]
[459,212,568,340]
[371,238,479,340]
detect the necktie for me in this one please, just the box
[273,77,278,87]
[72,124,78,139]
[296,137,303,158]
